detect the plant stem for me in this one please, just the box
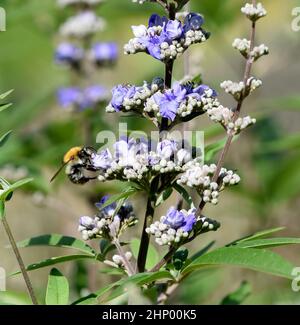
[2,217,38,305]
[114,239,135,276]
[137,4,176,273]
[137,176,159,272]
[196,0,257,215]
[150,246,177,272]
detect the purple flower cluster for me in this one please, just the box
[163,207,196,232]
[125,13,208,61]
[55,43,84,66]
[153,82,217,121]
[57,85,108,110]
[55,42,118,67]
[111,85,137,111]
[90,42,118,65]
[78,195,136,241]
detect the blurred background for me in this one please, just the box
[0,0,300,304]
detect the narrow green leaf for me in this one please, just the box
[0,131,12,148]
[46,268,69,305]
[17,234,95,255]
[99,187,137,210]
[0,178,33,201]
[102,271,174,303]
[0,103,12,113]
[182,247,294,279]
[0,90,14,100]
[227,227,285,246]
[99,267,126,276]
[221,281,251,305]
[12,255,94,275]
[190,241,215,261]
[130,238,159,270]
[0,201,5,220]
[155,187,173,207]
[172,183,194,207]
[235,238,300,249]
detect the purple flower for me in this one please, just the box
[57,87,82,108]
[111,85,136,111]
[83,85,108,107]
[148,14,168,28]
[79,216,96,230]
[163,207,196,232]
[55,43,84,65]
[91,149,112,169]
[163,207,185,229]
[157,139,178,159]
[163,20,183,41]
[153,83,187,121]
[145,35,164,60]
[181,213,196,232]
[184,13,204,32]
[91,42,118,64]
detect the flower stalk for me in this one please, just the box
[1,216,38,305]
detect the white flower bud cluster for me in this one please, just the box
[221,77,262,101]
[97,149,197,183]
[106,82,159,113]
[232,38,269,61]
[146,219,188,246]
[146,212,219,246]
[227,116,256,134]
[206,105,256,134]
[124,25,207,62]
[78,215,110,240]
[251,44,269,61]
[241,2,267,21]
[177,164,240,204]
[59,11,106,38]
[57,0,103,7]
[112,252,133,267]
[220,80,245,101]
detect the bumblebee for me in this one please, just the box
[51,146,99,184]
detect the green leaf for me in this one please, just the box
[221,281,251,305]
[102,271,174,303]
[17,234,95,255]
[172,183,194,207]
[74,271,173,305]
[227,227,285,246]
[46,268,69,305]
[190,73,203,85]
[0,201,5,220]
[0,103,12,113]
[99,187,137,211]
[190,241,215,261]
[235,238,300,249]
[12,255,94,275]
[182,247,294,279]
[99,267,126,276]
[0,131,12,148]
[130,238,159,270]
[0,178,33,201]
[155,187,173,207]
[0,90,14,100]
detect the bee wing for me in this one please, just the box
[50,160,71,183]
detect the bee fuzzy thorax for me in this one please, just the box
[63,146,82,163]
